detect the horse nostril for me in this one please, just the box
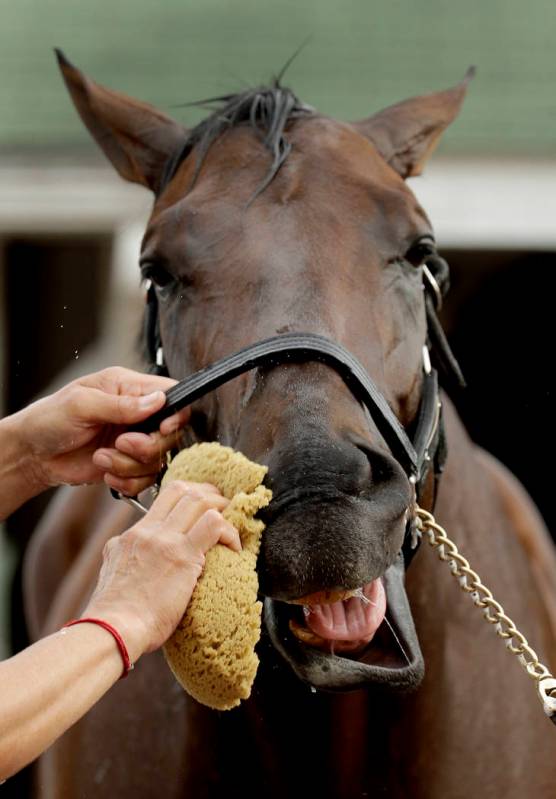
[355,445,402,487]
[355,445,373,484]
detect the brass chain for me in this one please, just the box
[414,506,556,725]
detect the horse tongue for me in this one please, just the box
[304,579,386,642]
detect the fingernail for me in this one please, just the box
[139,391,164,409]
[94,452,113,470]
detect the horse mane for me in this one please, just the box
[159,83,314,197]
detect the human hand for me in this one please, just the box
[83,480,241,662]
[10,367,189,494]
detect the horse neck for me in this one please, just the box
[231,669,410,798]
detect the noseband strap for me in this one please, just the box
[134,332,442,487]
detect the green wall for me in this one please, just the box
[0,0,555,155]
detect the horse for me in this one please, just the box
[23,52,556,799]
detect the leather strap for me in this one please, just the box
[114,333,444,565]
[135,332,420,479]
[413,368,440,470]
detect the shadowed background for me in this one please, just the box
[0,7,554,795]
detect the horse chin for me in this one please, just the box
[263,554,424,693]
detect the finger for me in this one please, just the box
[79,367,178,397]
[159,407,191,436]
[105,476,228,508]
[185,509,242,554]
[114,430,180,465]
[70,385,167,427]
[93,447,164,478]
[104,473,158,497]
[165,481,222,495]
[160,480,222,498]
[143,480,223,523]
[164,493,229,533]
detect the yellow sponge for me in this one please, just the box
[161,443,272,710]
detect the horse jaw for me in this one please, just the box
[263,555,425,693]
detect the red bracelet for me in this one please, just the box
[62,618,134,679]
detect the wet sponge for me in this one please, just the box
[161,443,272,710]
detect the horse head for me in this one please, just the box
[57,51,471,694]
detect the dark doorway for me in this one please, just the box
[4,236,111,418]
[1,234,111,653]
[440,248,553,537]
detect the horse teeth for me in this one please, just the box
[288,586,369,606]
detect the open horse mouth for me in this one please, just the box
[263,555,424,692]
[287,578,387,653]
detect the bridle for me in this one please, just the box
[114,251,464,567]
[119,244,556,727]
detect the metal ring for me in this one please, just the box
[538,678,556,720]
[423,264,443,311]
[422,346,432,375]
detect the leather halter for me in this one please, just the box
[116,253,462,564]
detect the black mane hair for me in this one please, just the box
[159,83,314,198]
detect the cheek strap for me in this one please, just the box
[143,281,168,377]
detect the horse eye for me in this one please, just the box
[404,237,436,267]
[140,262,174,289]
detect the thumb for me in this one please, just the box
[73,386,167,427]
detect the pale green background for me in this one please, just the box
[0,0,555,155]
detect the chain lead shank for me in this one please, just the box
[414,506,556,726]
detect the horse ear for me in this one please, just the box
[55,49,188,192]
[352,68,475,179]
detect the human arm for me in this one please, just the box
[0,366,189,521]
[0,480,240,780]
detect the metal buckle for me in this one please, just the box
[109,488,157,516]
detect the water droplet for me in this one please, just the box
[74,349,79,360]
[59,324,64,329]
[310,686,317,694]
